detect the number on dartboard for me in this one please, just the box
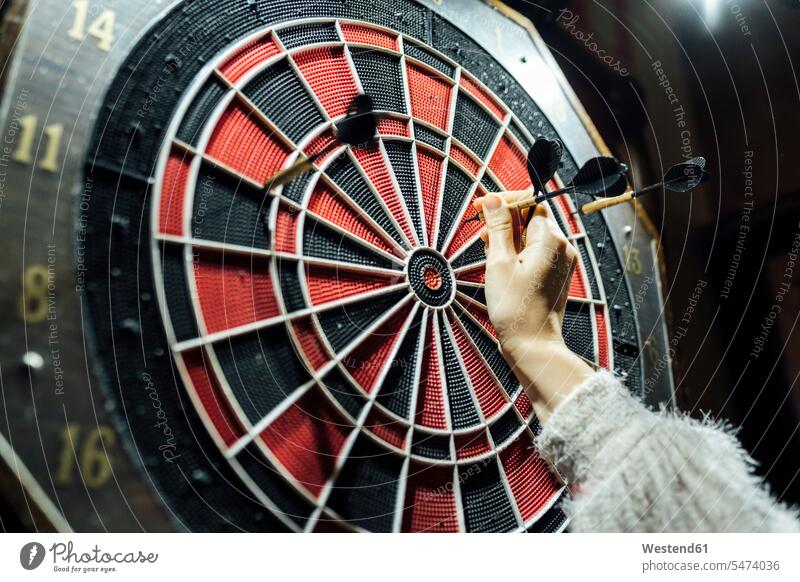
[18,265,49,323]
[624,244,643,275]
[68,0,116,52]
[11,115,64,173]
[55,424,115,489]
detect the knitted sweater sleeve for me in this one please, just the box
[536,371,800,532]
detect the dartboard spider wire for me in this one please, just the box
[261,93,379,190]
[580,156,709,215]
[464,152,629,223]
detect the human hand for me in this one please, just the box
[475,193,593,421]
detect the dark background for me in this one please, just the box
[508,0,800,504]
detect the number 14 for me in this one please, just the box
[68,0,115,52]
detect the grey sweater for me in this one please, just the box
[536,371,800,532]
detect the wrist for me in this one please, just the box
[501,337,594,422]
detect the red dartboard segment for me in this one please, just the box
[293,46,360,119]
[183,348,245,447]
[259,387,351,498]
[554,194,582,235]
[340,22,399,51]
[569,268,587,298]
[364,407,407,449]
[445,187,486,259]
[459,73,506,121]
[303,129,338,163]
[459,301,497,338]
[449,143,480,177]
[455,430,492,460]
[206,102,292,183]
[377,118,410,137]
[159,149,191,236]
[416,148,444,246]
[488,133,532,192]
[448,315,505,420]
[596,309,610,368]
[514,392,533,419]
[406,63,452,131]
[290,316,331,371]
[219,34,282,83]
[305,265,393,306]
[415,316,448,429]
[500,435,562,522]
[455,267,485,285]
[273,203,300,253]
[351,146,416,244]
[402,464,459,532]
[343,303,412,392]
[193,250,280,334]
[306,180,397,255]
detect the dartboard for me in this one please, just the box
[150,16,590,533]
[0,0,668,533]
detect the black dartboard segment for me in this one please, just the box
[82,1,643,533]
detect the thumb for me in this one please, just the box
[483,193,515,261]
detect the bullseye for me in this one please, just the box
[406,248,454,308]
[423,266,443,290]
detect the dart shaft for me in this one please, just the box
[632,181,663,197]
[262,157,313,189]
[581,192,633,215]
[262,149,329,189]
[468,185,580,222]
[508,191,541,212]
[468,190,534,221]
[580,171,704,215]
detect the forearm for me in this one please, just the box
[503,335,594,422]
[536,371,800,532]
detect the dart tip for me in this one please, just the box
[464,214,481,223]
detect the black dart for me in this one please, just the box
[527,137,563,195]
[661,157,707,192]
[262,93,378,189]
[465,154,628,223]
[523,137,563,227]
[334,93,378,149]
[581,157,709,215]
[568,155,629,196]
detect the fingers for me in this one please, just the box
[482,193,516,263]
[520,202,578,289]
[524,202,561,249]
[475,190,529,249]
[556,246,579,310]
[472,189,529,212]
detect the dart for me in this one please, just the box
[580,157,708,215]
[465,155,628,223]
[523,137,563,227]
[569,155,629,196]
[262,93,378,189]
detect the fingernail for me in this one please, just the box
[484,194,501,211]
